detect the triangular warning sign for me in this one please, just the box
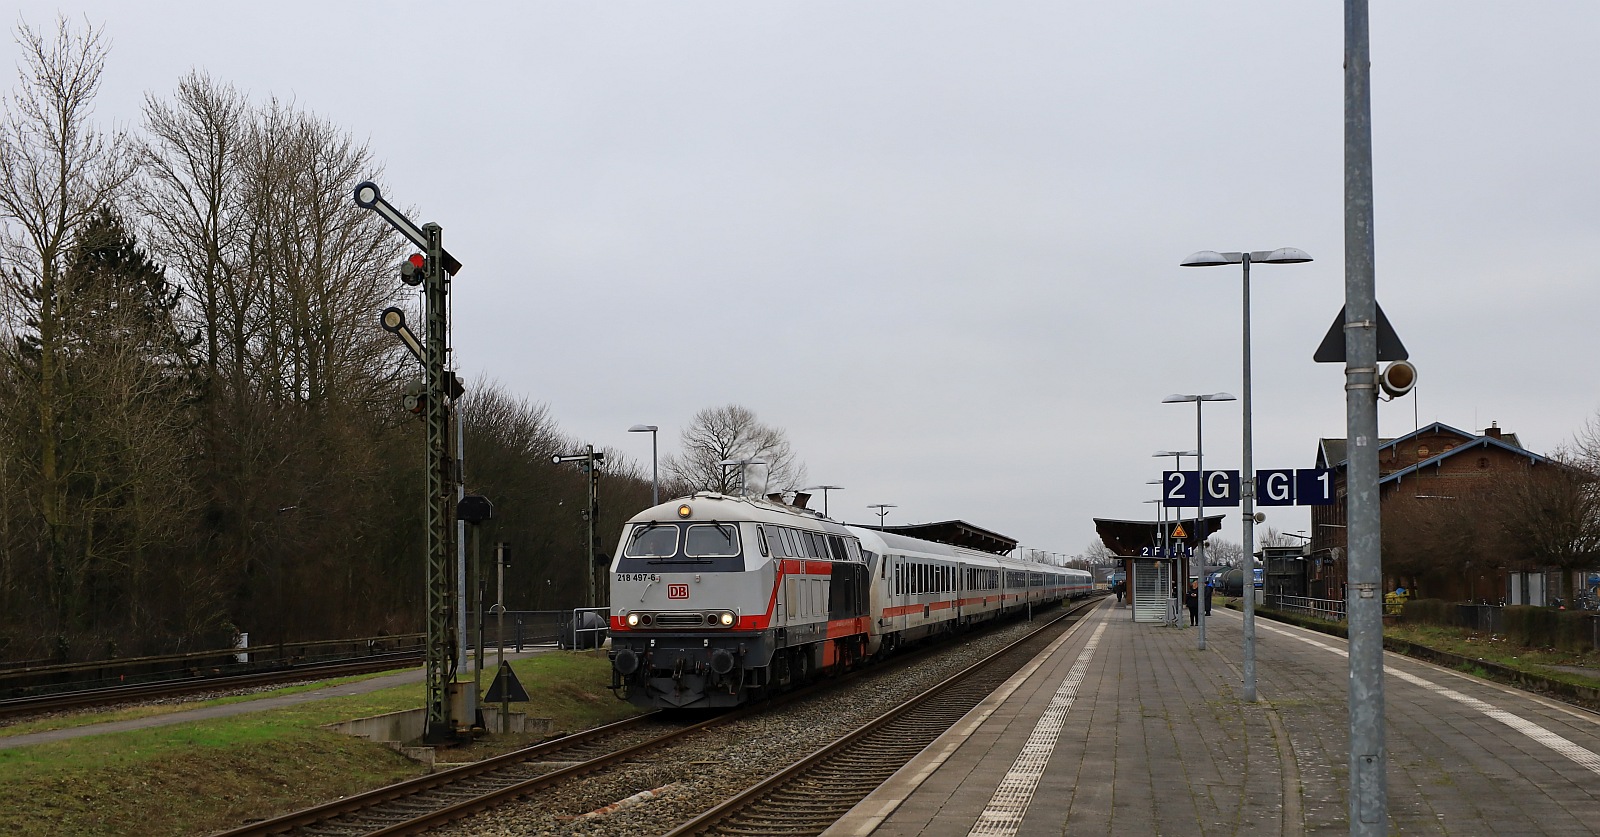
[1171,523,1187,539]
[1313,303,1409,363]
[483,662,530,703]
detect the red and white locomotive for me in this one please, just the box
[607,492,1094,709]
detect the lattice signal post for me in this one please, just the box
[355,182,465,744]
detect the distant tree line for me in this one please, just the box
[0,19,786,663]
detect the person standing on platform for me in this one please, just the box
[1184,580,1200,626]
[1204,579,1213,616]
[1114,579,1125,604]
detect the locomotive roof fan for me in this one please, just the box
[1379,360,1417,398]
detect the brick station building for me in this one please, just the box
[1307,421,1559,602]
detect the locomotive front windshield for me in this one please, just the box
[619,522,743,571]
[625,523,679,557]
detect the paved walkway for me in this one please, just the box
[827,600,1600,836]
[0,647,558,750]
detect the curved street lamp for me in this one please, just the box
[800,485,843,517]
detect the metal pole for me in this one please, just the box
[1195,402,1206,649]
[1345,0,1387,831]
[423,222,455,743]
[496,541,507,734]
[650,429,658,506]
[1241,253,1258,700]
[586,444,598,609]
[457,414,468,675]
[471,524,483,729]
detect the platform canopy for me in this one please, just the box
[861,519,1017,555]
[1094,515,1225,557]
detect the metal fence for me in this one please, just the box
[1273,595,1347,623]
[486,610,608,651]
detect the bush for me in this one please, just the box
[1399,598,1452,626]
[1499,606,1596,651]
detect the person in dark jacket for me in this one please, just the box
[1204,580,1214,616]
[1184,581,1200,626]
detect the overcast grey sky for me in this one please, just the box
[7,2,1598,559]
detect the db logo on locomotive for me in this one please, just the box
[667,583,690,599]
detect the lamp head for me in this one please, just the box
[1180,250,1239,267]
[628,424,658,433]
[1258,247,1313,264]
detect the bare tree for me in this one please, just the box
[1078,539,1119,564]
[1257,527,1305,549]
[0,16,136,638]
[664,404,807,496]
[137,71,250,389]
[1204,537,1244,569]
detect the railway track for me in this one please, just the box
[218,599,1100,837]
[214,713,700,837]
[0,652,423,720]
[664,597,1101,836]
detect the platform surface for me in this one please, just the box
[825,600,1600,836]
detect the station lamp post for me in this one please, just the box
[1163,392,1235,650]
[627,424,659,505]
[718,458,765,496]
[868,503,897,526]
[1181,246,1311,701]
[801,485,844,517]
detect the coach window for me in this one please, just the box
[809,532,829,560]
[781,528,801,558]
[754,525,769,557]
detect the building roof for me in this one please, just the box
[1318,421,1523,469]
[1379,435,1552,485]
[1093,515,1226,557]
[862,519,1017,555]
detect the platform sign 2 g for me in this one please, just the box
[1253,468,1336,506]
[1163,470,1240,507]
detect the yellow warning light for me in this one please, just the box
[677,504,693,519]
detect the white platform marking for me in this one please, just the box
[967,619,1109,837]
[1257,620,1600,778]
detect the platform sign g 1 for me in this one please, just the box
[1253,468,1335,506]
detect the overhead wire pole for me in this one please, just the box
[1344,1,1388,831]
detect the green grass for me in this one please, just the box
[0,651,641,837]
[0,672,391,739]
[1382,622,1600,690]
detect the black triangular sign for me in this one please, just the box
[483,662,530,703]
[1313,303,1409,363]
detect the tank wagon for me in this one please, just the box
[607,492,1093,709]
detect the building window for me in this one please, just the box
[1417,445,1430,457]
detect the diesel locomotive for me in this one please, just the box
[607,492,1093,709]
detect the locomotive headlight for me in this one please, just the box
[626,613,640,627]
[677,503,693,519]
[719,611,735,626]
